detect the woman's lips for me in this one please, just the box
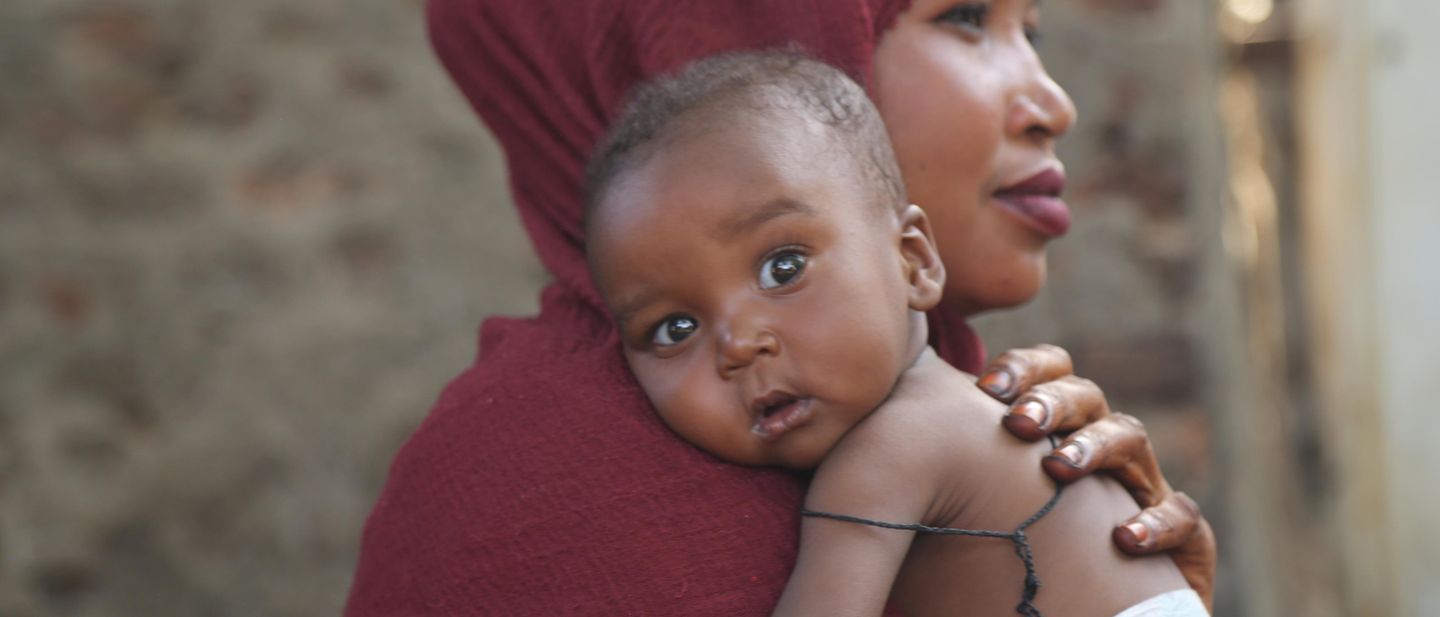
[992,168,1071,237]
[750,393,814,441]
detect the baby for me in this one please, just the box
[584,52,1207,617]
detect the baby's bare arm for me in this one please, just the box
[771,364,962,616]
[770,354,972,616]
[771,511,914,617]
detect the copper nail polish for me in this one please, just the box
[979,369,1015,397]
[1016,399,1048,428]
[1057,443,1084,467]
[1124,522,1151,546]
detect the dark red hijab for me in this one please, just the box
[345,1,984,614]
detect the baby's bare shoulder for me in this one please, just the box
[819,352,1059,525]
[857,355,1015,460]
[822,356,1014,486]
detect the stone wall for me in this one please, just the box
[0,1,1269,615]
[0,1,541,615]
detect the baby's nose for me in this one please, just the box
[717,326,780,376]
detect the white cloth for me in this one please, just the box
[1113,589,1209,617]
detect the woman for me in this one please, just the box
[344,1,1215,615]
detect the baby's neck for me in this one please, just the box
[881,344,950,414]
[900,308,933,371]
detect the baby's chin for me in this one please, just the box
[687,432,835,471]
[755,434,843,472]
[768,449,827,471]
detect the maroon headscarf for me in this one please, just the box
[345,1,984,614]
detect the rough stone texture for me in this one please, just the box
[0,0,1252,615]
[0,1,543,615]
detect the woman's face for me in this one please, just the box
[873,0,1076,315]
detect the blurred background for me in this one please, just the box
[0,0,1434,615]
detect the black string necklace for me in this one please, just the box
[799,437,1066,617]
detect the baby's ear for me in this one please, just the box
[897,204,945,311]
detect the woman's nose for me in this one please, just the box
[717,325,780,376]
[1006,61,1077,144]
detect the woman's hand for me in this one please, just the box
[976,344,1216,610]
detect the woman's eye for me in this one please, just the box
[935,3,988,31]
[759,252,806,290]
[652,314,698,347]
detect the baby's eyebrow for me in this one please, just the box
[611,288,661,333]
[712,197,816,242]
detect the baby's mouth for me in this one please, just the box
[750,390,814,441]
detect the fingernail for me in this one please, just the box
[978,369,1015,397]
[1123,522,1151,546]
[1055,442,1085,467]
[1013,399,1049,429]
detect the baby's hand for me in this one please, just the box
[976,344,1216,611]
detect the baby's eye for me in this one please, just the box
[652,314,698,347]
[935,3,988,31]
[759,252,806,290]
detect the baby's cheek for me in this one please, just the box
[635,357,731,445]
[629,357,681,415]
[635,359,682,406]
[853,325,911,403]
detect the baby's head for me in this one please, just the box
[586,52,945,469]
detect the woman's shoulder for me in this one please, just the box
[348,309,810,616]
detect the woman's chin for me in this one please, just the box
[943,258,1047,316]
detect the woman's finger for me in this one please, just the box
[1042,415,1217,607]
[1113,492,1217,610]
[976,344,1074,403]
[1113,490,1196,551]
[1001,374,1110,440]
[1039,414,1165,505]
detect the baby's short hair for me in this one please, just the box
[584,50,906,229]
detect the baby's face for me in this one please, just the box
[590,113,927,469]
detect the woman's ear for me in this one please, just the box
[897,204,945,311]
